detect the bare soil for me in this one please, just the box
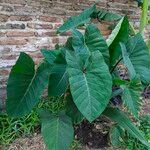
[6,116,116,150]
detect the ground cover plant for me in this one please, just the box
[6,4,150,150]
[123,114,150,150]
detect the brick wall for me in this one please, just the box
[0,0,147,108]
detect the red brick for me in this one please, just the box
[35,24,53,29]
[39,16,62,23]
[27,23,53,29]
[52,37,67,44]
[29,52,43,59]
[27,23,35,28]
[9,15,33,21]
[52,37,59,43]
[6,31,36,37]
[0,14,9,22]
[0,47,11,53]
[101,30,112,36]
[0,32,6,37]
[2,54,17,60]
[97,23,110,31]
[0,69,10,75]
[36,31,57,37]
[0,39,27,45]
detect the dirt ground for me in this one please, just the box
[4,97,150,150]
[5,117,116,150]
[7,134,116,150]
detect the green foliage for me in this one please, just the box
[0,97,65,147]
[6,53,53,117]
[39,110,74,150]
[66,30,112,122]
[121,77,142,118]
[116,114,150,150]
[0,110,39,146]
[65,93,84,124]
[96,10,122,22]
[109,125,123,148]
[6,4,150,150]
[104,107,150,148]
[57,4,96,33]
[85,24,110,65]
[125,34,150,85]
[107,17,129,66]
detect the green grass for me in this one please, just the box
[0,109,39,146]
[124,114,150,150]
[0,97,65,147]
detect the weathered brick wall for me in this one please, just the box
[0,0,147,108]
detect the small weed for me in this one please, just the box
[124,114,150,150]
[0,110,39,146]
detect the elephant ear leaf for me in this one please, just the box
[125,33,150,85]
[97,10,122,22]
[120,42,136,79]
[66,50,112,122]
[57,4,96,33]
[103,107,150,148]
[107,17,129,66]
[41,49,60,64]
[48,53,69,97]
[39,110,74,150]
[85,24,110,65]
[121,77,142,118]
[41,49,69,97]
[66,93,84,124]
[6,52,53,117]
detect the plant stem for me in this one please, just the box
[139,0,149,33]
[110,58,122,73]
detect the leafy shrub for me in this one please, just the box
[6,4,150,150]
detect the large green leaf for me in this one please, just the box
[48,64,68,96]
[57,4,96,33]
[71,29,89,55]
[125,33,150,85]
[49,54,69,96]
[97,10,122,21]
[85,24,109,64]
[106,17,129,66]
[121,78,142,118]
[120,42,136,79]
[71,26,109,65]
[41,49,60,64]
[66,50,112,122]
[41,49,69,96]
[103,107,150,148]
[66,93,84,124]
[39,110,74,150]
[6,53,53,117]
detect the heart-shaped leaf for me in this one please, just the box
[39,110,74,150]
[57,4,96,33]
[125,33,150,85]
[107,17,129,66]
[66,50,112,122]
[85,24,110,65]
[6,52,53,117]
